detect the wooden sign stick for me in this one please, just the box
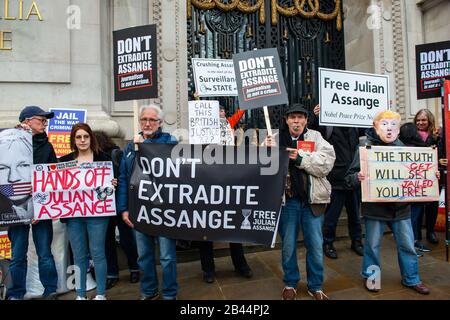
[263,106,273,137]
[133,100,139,151]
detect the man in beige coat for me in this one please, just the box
[267,103,335,300]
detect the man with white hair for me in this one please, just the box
[117,104,179,300]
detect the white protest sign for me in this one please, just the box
[189,100,220,145]
[32,161,117,220]
[192,58,237,97]
[360,146,439,202]
[319,68,390,128]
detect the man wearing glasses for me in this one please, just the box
[6,106,58,300]
[118,104,178,300]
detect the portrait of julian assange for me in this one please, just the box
[0,128,33,226]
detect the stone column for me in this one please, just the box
[0,0,121,138]
[153,0,189,140]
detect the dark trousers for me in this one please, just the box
[410,202,438,241]
[105,216,139,278]
[198,242,249,273]
[323,189,362,244]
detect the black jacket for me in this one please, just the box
[59,151,111,163]
[345,128,410,221]
[33,132,57,165]
[309,115,361,189]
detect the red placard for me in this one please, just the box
[297,141,315,152]
[444,80,450,240]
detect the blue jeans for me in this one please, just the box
[279,198,324,292]
[134,231,177,300]
[7,220,57,299]
[323,189,362,244]
[362,218,421,286]
[66,217,109,298]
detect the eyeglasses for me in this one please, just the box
[29,117,48,125]
[140,118,160,124]
[75,134,90,140]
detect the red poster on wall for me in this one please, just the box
[444,80,450,243]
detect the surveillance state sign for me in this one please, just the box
[319,68,390,128]
[415,40,450,100]
[47,108,87,157]
[359,146,439,202]
[233,48,288,110]
[192,58,238,97]
[113,24,158,101]
[32,161,116,220]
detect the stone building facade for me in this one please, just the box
[0,0,449,142]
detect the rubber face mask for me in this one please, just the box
[374,118,400,143]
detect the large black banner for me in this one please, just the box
[129,144,289,246]
[113,24,158,101]
[233,48,289,110]
[415,40,450,100]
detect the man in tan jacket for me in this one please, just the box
[267,103,335,300]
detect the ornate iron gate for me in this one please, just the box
[187,0,345,129]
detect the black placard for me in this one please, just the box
[233,48,289,110]
[113,25,158,101]
[129,144,289,246]
[415,40,450,100]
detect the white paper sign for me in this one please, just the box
[192,58,238,97]
[319,68,390,128]
[33,161,117,220]
[189,100,220,145]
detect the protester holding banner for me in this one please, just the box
[345,110,431,295]
[94,131,140,289]
[6,106,58,300]
[59,123,115,300]
[118,104,179,300]
[266,104,335,300]
[198,105,253,284]
[309,105,364,259]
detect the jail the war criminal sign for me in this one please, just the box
[360,146,439,202]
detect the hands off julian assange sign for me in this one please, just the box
[113,24,158,101]
[319,68,390,128]
[32,161,117,220]
[360,146,439,202]
[192,58,237,97]
[233,48,288,110]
